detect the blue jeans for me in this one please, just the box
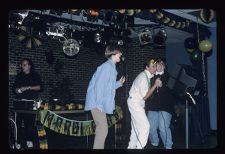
[147,111,173,149]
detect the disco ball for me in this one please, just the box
[63,39,80,56]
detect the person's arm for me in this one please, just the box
[94,64,111,111]
[143,78,162,101]
[115,76,125,89]
[16,85,41,93]
[28,85,41,91]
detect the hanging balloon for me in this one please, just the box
[190,49,202,62]
[198,39,213,52]
[149,9,157,13]
[153,35,165,46]
[184,37,197,51]
[156,12,164,19]
[186,20,191,27]
[135,9,142,14]
[175,22,181,29]
[200,9,215,24]
[181,21,186,29]
[168,20,176,27]
[118,9,126,14]
[127,9,134,16]
[162,17,170,24]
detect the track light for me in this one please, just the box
[138,29,153,45]
[153,27,167,46]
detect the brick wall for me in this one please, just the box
[8,30,165,108]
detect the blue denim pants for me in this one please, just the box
[147,111,173,149]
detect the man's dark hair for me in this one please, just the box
[21,58,35,72]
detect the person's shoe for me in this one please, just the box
[127,145,136,149]
[151,143,159,146]
[26,141,33,148]
[165,146,172,149]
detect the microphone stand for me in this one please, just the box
[185,92,196,149]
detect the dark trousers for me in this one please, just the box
[17,113,38,148]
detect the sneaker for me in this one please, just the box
[151,143,159,146]
[26,141,33,148]
[127,145,136,149]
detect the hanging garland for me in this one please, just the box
[36,105,123,149]
[149,9,192,30]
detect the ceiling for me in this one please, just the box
[9,9,216,44]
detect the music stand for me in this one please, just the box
[167,64,197,149]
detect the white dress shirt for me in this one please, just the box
[128,69,154,106]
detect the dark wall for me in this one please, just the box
[8,30,165,109]
[9,29,165,146]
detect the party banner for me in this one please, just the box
[36,105,123,137]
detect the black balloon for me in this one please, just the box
[153,35,165,46]
[184,37,197,50]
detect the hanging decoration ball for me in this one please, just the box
[181,21,186,29]
[127,9,134,16]
[135,9,142,14]
[118,9,126,14]
[198,39,213,52]
[162,17,170,24]
[153,35,165,46]
[200,9,215,24]
[190,49,202,62]
[63,39,80,56]
[168,20,176,27]
[149,9,157,13]
[184,37,197,52]
[186,20,191,27]
[156,12,164,19]
[175,22,181,29]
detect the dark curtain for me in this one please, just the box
[190,55,211,144]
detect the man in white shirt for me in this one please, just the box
[127,58,162,149]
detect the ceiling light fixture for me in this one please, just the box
[138,29,153,45]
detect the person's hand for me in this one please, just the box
[97,107,102,112]
[155,78,162,87]
[119,76,126,85]
[20,86,30,92]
